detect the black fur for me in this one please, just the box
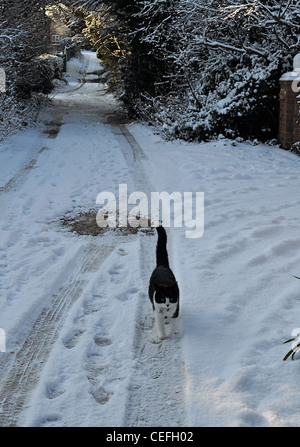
[149,226,179,318]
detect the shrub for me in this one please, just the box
[15,55,64,98]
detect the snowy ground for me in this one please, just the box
[1,51,300,427]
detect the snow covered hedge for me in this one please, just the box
[15,55,64,98]
[147,53,289,142]
[18,0,296,143]
[131,0,299,142]
[0,0,66,139]
[0,55,63,141]
[75,0,298,141]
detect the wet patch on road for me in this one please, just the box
[43,117,64,139]
[60,209,155,237]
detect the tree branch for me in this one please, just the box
[196,37,268,58]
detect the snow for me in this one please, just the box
[293,54,300,69]
[130,124,300,423]
[1,51,300,427]
[280,71,300,81]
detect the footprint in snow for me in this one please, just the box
[37,414,62,427]
[62,328,86,349]
[117,247,128,256]
[115,287,139,302]
[93,335,113,347]
[45,382,66,400]
[91,386,113,405]
[108,263,123,275]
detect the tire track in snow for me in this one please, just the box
[0,241,116,426]
[0,145,50,195]
[111,125,150,192]
[111,125,187,426]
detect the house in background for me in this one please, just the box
[49,18,71,52]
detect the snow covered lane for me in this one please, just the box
[0,52,134,425]
[0,52,186,427]
[3,50,300,428]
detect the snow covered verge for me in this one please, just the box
[129,125,300,426]
[1,51,300,427]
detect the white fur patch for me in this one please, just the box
[154,299,178,339]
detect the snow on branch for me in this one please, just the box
[222,1,300,29]
[195,37,268,58]
[0,35,13,41]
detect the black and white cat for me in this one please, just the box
[149,226,179,339]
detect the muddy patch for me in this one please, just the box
[43,128,61,138]
[60,209,155,237]
[104,111,133,126]
[43,118,63,139]
[105,114,133,126]
[82,77,104,84]
[84,69,108,84]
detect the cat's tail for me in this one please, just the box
[156,226,169,268]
